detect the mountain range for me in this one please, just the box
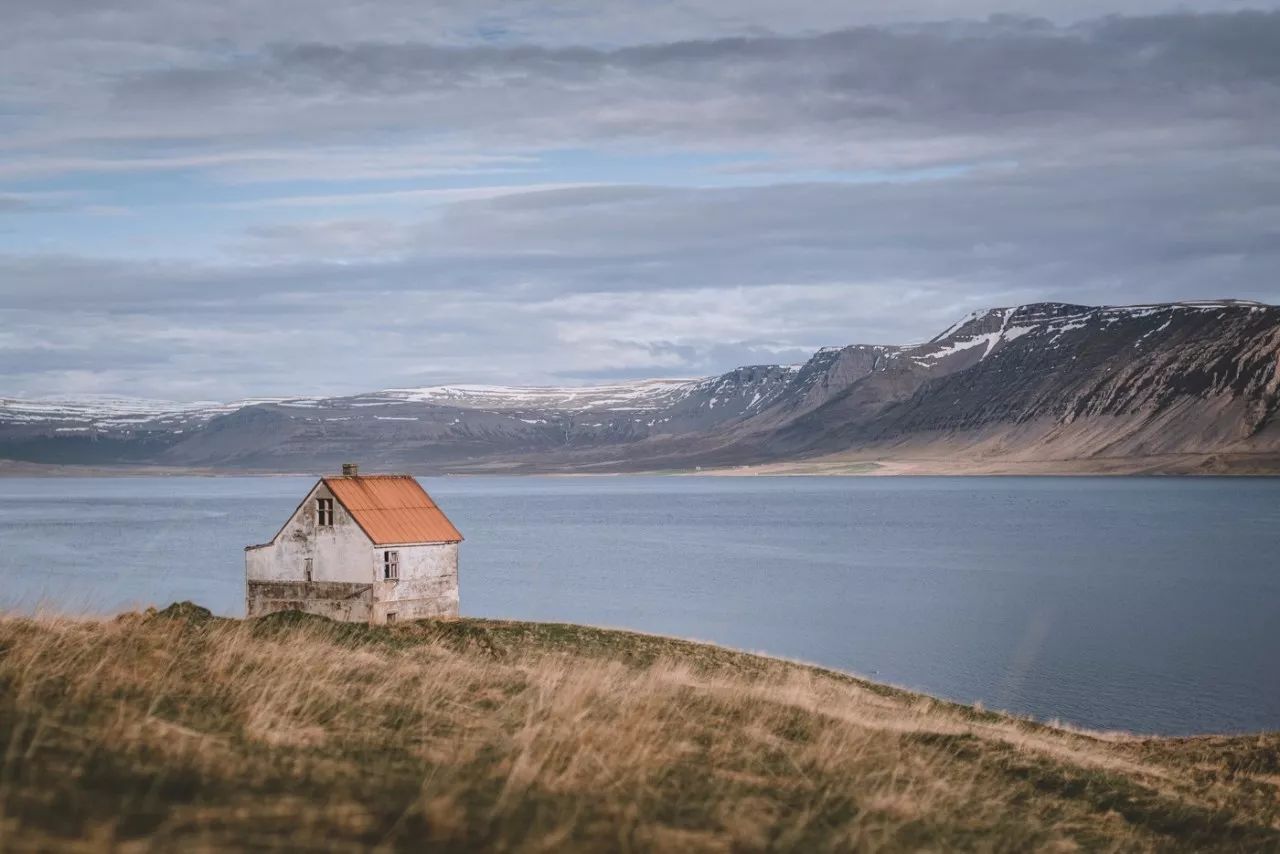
[4,300,1280,475]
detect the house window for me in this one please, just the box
[386,612,397,624]
[304,558,313,582]
[383,550,399,581]
[316,498,333,526]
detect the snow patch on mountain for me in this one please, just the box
[0,395,288,430]
[382,379,704,413]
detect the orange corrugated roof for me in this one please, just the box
[323,475,463,545]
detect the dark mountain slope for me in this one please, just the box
[758,301,1280,462]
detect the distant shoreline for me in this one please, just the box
[4,451,1280,477]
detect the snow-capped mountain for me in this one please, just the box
[0,395,286,434]
[3,300,1278,472]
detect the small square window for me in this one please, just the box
[316,498,334,526]
[383,550,399,581]
[386,612,397,624]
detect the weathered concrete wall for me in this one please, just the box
[245,482,374,585]
[372,542,459,623]
[245,580,374,622]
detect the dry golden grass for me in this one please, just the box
[0,604,1277,851]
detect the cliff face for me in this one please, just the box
[3,300,1278,472]
[756,301,1280,462]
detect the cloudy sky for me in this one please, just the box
[3,1,1279,400]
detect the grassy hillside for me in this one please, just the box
[1,606,1277,851]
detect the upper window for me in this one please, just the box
[383,550,399,581]
[316,497,334,527]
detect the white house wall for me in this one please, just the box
[245,481,374,584]
[371,542,460,622]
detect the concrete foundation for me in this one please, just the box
[246,580,374,622]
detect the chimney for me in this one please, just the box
[341,462,359,476]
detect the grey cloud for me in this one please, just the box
[7,144,1277,317]
[7,1,1274,50]
[0,194,73,213]
[4,11,1277,187]
[4,12,1275,176]
[0,196,37,213]
[3,5,1280,398]
[118,14,1280,126]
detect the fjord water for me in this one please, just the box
[1,475,1276,735]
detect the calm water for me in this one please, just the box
[1,475,1277,735]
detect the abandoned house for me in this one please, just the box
[244,464,463,624]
